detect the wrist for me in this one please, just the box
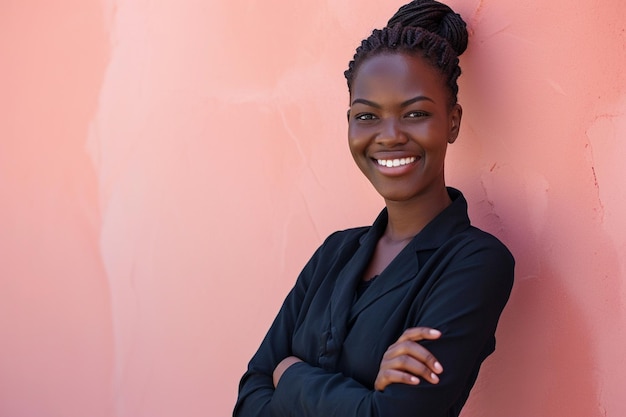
[273,356,302,388]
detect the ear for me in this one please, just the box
[448,104,462,144]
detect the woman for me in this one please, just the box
[234,1,514,416]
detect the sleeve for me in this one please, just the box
[233,238,329,417]
[268,238,515,417]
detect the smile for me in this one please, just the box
[376,157,417,168]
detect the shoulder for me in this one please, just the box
[460,225,513,255]
[300,224,377,274]
[459,226,515,267]
[446,226,515,298]
[445,188,514,268]
[421,222,515,297]
[316,225,370,256]
[292,225,371,290]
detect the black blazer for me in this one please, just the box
[234,188,514,417]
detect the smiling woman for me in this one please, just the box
[347,53,461,212]
[233,1,514,416]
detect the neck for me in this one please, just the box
[383,187,451,241]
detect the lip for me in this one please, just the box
[371,155,421,176]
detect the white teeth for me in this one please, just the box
[377,157,416,167]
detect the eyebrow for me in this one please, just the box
[350,95,435,108]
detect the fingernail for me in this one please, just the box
[429,329,441,336]
[434,361,443,372]
[410,376,420,384]
[431,373,439,383]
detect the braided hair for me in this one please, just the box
[344,0,468,107]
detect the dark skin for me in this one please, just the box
[274,51,462,391]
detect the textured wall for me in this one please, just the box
[1,1,624,416]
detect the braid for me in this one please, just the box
[344,0,468,106]
[387,0,467,54]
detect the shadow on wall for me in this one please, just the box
[448,0,626,414]
[465,266,600,417]
[461,188,622,417]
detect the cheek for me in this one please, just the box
[347,127,364,154]
[416,121,450,149]
[347,135,371,172]
[347,138,363,160]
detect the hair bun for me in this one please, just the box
[386,0,468,56]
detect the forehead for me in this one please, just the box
[351,53,446,102]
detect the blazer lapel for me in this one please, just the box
[349,188,472,322]
[319,210,385,369]
[349,243,420,321]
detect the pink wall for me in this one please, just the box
[1,1,624,416]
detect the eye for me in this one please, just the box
[405,110,430,119]
[355,113,378,121]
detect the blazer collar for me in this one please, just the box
[357,187,471,251]
[350,188,471,319]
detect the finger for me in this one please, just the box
[385,354,441,384]
[375,369,420,391]
[384,341,443,374]
[397,327,441,343]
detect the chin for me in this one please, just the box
[378,190,421,203]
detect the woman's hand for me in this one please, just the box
[273,356,303,388]
[375,327,443,391]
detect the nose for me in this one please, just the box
[375,118,407,147]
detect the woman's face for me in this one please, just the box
[348,52,461,204]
